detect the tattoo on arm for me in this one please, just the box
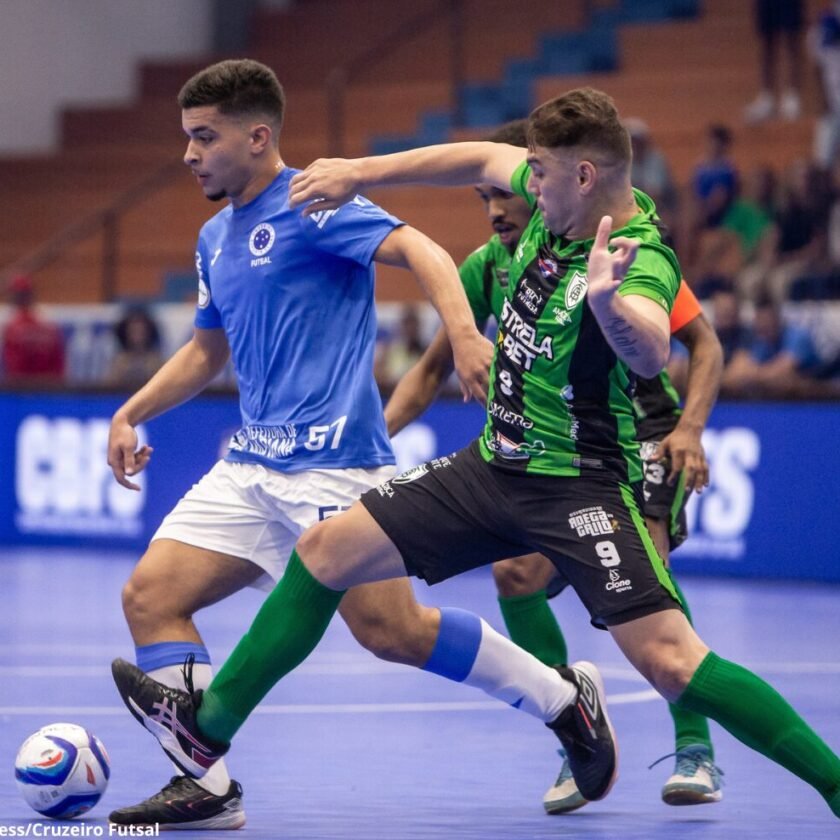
[605,317,639,358]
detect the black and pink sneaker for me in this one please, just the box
[111,655,228,779]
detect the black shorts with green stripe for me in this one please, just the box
[639,439,690,550]
[360,440,682,629]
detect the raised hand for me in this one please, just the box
[585,215,640,311]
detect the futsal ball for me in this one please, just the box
[14,723,110,819]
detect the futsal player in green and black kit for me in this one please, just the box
[113,89,840,822]
[383,119,726,813]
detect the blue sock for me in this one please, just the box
[421,608,482,682]
[135,641,211,673]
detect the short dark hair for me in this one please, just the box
[178,59,285,132]
[708,124,732,147]
[115,307,160,352]
[753,292,778,313]
[526,88,630,164]
[485,119,528,148]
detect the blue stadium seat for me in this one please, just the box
[459,83,505,128]
[160,272,198,302]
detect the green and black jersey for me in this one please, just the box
[475,162,681,482]
[458,236,511,329]
[634,372,682,443]
[460,225,684,459]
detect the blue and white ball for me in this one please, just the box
[15,723,110,819]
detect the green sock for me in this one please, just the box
[498,589,568,667]
[198,550,345,744]
[678,651,840,815]
[667,577,714,756]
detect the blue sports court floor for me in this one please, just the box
[1,547,838,838]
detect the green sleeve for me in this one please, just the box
[509,161,538,210]
[617,245,680,313]
[459,245,494,324]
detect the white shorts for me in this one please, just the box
[153,460,396,591]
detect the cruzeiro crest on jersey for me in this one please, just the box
[249,223,276,267]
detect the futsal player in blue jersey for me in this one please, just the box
[106,60,618,829]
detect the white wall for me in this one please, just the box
[0,0,213,155]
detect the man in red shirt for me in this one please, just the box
[2,275,65,381]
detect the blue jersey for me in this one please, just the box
[193,167,402,472]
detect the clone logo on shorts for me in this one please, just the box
[249,223,275,267]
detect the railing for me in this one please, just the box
[1,158,184,302]
[326,0,464,156]
[3,2,466,298]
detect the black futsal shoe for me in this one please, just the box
[109,776,246,830]
[546,661,619,802]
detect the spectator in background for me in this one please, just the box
[744,0,805,122]
[691,124,738,227]
[723,166,777,262]
[625,117,678,217]
[105,306,164,386]
[685,126,740,294]
[690,166,779,300]
[721,294,824,397]
[744,160,832,302]
[374,303,427,394]
[710,287,750,365]
[810,1,840,167]
[1,274,64,383]
[683,125,738,266]
[828,158,840,270]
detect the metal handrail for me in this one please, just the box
[326,0,464,156]
[1,157,184,301]
[4,3,466,298]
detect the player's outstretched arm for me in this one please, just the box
[288,142,525,215]
[586,215,670,378]
[374,226,492,403]
[657,312,723,490]
[384,326,455,437]
[108,327,230,490]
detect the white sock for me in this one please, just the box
[148,662,233,796]
[464,619,577,722]
[421,608,577,722]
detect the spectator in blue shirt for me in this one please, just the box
[722,294,822,397]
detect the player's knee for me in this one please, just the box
[493,558,539,597]
[645,652,698,702]
[121,566,178,632]
[296,521,343,585]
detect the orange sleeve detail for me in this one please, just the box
[670,279,702,334]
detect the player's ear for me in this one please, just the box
[577,160,596,194]
[250,123,273,155]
